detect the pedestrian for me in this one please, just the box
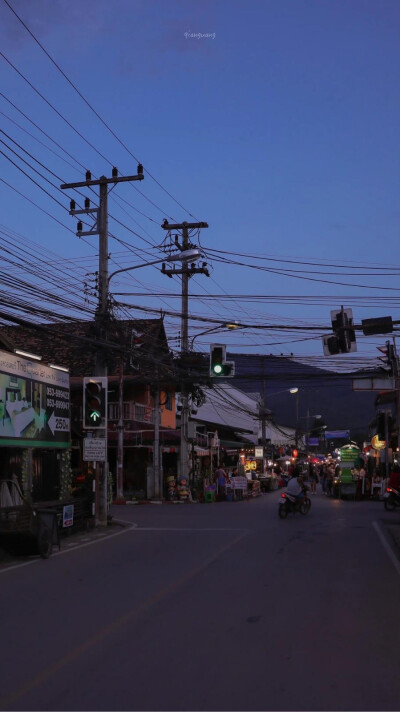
[216,465,227,501]
[321,463,328,494]
[308,461,317,495]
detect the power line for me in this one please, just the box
[2,0,199,220]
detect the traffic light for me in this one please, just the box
[331,307,357,353]
[377,341,397,375]
[322,307,357,355]
[209,344,235,378]
[83,377,107,429]
[322,334,341,356]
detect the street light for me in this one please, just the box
[190,321,244,350]
[259,387,299,462]
[107,249,200,286]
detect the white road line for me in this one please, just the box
[373,520,400,577]
[132,527,247,532]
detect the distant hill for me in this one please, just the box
[226,352,377,442]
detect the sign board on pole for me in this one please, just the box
[352,377,396,391]
[83,438,107,462]
[340,447,359,462]
[254,447,264,458]
[0,349,70,448]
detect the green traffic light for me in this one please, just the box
[90,411,101,422]
[213,364,223,374]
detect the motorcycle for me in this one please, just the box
[278,486,311,519]
[383,486,400,511]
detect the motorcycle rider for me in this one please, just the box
[388,464,400,490]
[286,467,306,503]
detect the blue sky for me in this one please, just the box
[0,0,399,366]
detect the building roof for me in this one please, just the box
[191,383,259,442]
[0,318,171,378]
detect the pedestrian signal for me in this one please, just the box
[83,377,107,429]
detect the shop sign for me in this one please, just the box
[62,504,74,528]
[0,349,70,448]
[340,447,359,461]
[371,434,385,450]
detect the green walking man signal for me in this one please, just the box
[209,344,235,378]
[83,377,108,429]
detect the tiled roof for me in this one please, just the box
[0,318,170,378]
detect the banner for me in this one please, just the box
[325,430,350,439]
[0,349,70,448]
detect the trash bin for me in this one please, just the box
[35,509,60,559]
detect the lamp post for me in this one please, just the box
[190,321,243,350]
[259,387,298,465]
[296,413,326,452]
[108,249,201,500]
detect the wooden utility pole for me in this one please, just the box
[161,220,209,478]
[61,166,144,524]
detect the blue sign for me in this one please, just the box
[325,430,350,439]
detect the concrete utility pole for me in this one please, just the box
[153,376,161,498]
[161,220,209,478]
[259,356,267,472]
[116,356,124,499]
[61,166,144,524]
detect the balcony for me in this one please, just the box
[108,401,155,425]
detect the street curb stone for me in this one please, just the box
[0,519,134,570]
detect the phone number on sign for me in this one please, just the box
[47,387,69,400]
[47,399,70,410]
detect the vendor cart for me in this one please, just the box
[0,480,59,559]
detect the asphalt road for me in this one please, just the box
[0,489,400,711]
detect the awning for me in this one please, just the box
[219,440,254,449]
[194,447,210,456]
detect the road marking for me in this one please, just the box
[0,529,247,709]
[373,520,400,576]
[133,527,246,532]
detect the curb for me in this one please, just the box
[0,519,135,571]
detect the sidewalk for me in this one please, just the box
[0,518,133,571]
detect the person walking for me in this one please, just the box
[216,465,227,501]
[321,463,327,494]
[309,461,317,495]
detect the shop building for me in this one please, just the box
[0,317,176,503]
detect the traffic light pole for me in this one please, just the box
[161,220,209,478]
[61,167,144,524]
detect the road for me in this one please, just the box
[0,489,399,711]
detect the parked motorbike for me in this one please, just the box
[278,486,311,519]
[383,486,400,511]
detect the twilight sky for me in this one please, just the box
[0,0,399,368]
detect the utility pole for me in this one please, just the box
[260,356,267,472]
[161,220,209,478]
[153,377,161,498]
[61,165,144,524]
[116,356,124,499]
